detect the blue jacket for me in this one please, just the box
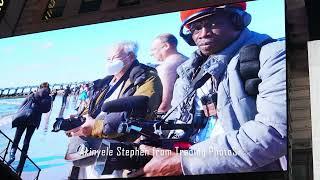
[170,29,287,174]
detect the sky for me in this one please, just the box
[0,0,285,89]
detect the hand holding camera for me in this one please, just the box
[52,115,86,132]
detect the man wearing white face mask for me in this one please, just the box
[69,40,163,138]
[65,41,163,178]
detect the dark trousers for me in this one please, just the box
[62,96,67,106]
[11,125,36,174]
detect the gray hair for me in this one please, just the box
[113,41,139,57]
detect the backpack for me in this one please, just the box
[12,94,35,128]
[239,38,276,96]
[193,38,277,142]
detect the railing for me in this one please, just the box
[0,130,41,180]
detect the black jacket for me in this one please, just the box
[15,88,52,128]
[88,60,163,141]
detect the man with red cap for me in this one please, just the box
[135,2,287,177]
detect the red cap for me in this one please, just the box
[180,2,247,24]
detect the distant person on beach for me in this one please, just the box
[8,82,52,175]
[51,89,58,102]
[75,86,81,97]
[150,33,187,112]
[62,86,71,106]
[77,84,89,114]
[74,86,81,101]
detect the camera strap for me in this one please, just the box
[238,38,276,96]
[163,65,211,121]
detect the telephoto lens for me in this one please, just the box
[52,116,86,132]
[95,139,152,175]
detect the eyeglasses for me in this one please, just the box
[189,16,225,35]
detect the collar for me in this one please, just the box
[177,28,271,82]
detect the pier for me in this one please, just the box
[0,81,90,98]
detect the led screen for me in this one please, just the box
[0,0,286,179]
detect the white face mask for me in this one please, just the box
[105,59,124,76]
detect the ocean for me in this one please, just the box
[0,97,24,118]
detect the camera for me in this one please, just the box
[94,140,152,175]
[52,116,86,132]
[94,118,192,175]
